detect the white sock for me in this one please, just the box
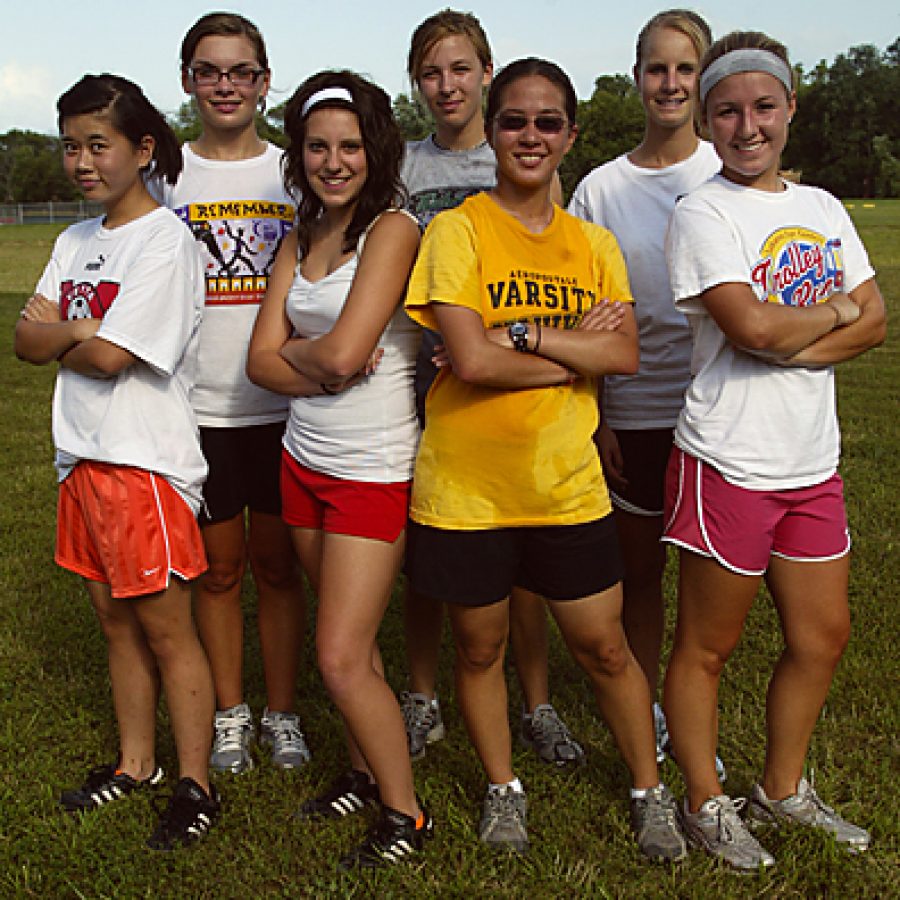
[490,777,523,794]
[630,783,663,799]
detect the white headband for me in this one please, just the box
[700,48,793,104]
[301,86,354,118]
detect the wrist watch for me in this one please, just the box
[508,321,529,352]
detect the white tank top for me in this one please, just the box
[282,211,420,482]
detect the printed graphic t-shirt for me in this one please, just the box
[666,175,875,489]
[36,207,207,512]
[405,191,633,529]
[159,143,295,427]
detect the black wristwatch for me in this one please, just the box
[508,321,529,352]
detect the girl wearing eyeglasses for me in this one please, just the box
[404,57,684,860]
[157,13,309,778]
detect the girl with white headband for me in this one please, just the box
[247,70,429,869]
[662,31,886,869]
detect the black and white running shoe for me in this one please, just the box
[60,762,164,812]
[146,777,220,851]
[339,804,434,869]
[296,770,379,820]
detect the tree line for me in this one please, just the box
[3,38,898,204]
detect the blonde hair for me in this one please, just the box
[407,9,492,86]
[635,9,712,70]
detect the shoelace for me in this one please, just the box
[488,790,524,825]
[401,694,434,731]
[531,709,574,744]
[214,713,251,752]
[267,720,306,751]
[714,797,748,843]
[642,789,679,826]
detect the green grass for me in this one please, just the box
[1,207,898,898]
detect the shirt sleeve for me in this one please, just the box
[97,219,203,376]
[665,196,750,314]
[405,207,481,331]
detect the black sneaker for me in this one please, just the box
[60,762,164,812]
[339,804,434,869]
[296,770,379,820]
[146,777,220,851]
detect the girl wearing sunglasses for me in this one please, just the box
[404,58,685,860]
[399,8,583,773]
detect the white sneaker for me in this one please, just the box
[682,794,775,870]
[210,702,255,774]
[259,709,311,770]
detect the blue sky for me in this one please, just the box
[3,0,897,134]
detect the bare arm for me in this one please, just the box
[781,278,886,366]
[59,337,136,377]
[14,294,99,365]
[246,230,332,397]
[699,281,860,356]
[278,211,420,382]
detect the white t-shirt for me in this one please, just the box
[569,141,720,428]
[36,207,208,512]
[158,142,295,427]
[666,175,875,489]
[282,212,420,483]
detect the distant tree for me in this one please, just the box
[393,93,433,141]
[0,130,78,203]
[559,75,644,198]
[167,101,286,147]
[785,39,899,197]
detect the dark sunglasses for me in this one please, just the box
[494,112,569,135]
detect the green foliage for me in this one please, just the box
[786,40,900,196]
[0,131,78,203]
[0,207,898,895]
[560,75,644,198]
[167,102,287,148]
[394,92,434,141]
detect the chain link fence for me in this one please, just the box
[0,201,104,225]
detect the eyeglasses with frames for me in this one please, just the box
[494,112,569,135]
[189,64,266,88]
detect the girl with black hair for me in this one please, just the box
[247,70,430,869]
[15,73,219,850]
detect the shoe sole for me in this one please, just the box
[745,801,869,853]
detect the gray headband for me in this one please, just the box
[301,86,354,118]
[700,48,793,104]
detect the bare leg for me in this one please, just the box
[85,579,159,780]
[550,586,658,789]
[194,514,247,709]
[616,510,667,697]
[762,555,851,799]
[446,600,514,784]
[248,510,304,712]
[663,551,759,811]
[509,587,550,712]
[313,530,419,817]
[134,579,215,793]
[403,581,444,698]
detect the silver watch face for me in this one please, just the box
[509,321,528,349]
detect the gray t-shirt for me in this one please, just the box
[402,136,497,418]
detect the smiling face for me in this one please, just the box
[183,34,269,135]
[488,74,576,193]
[61,112,153,221]
[416,34,492,148]
[635,26,701,134]
[302,107,368,212]
[705,70,795,191]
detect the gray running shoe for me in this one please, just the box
[630,784,688,862]
[682,794,775,870]
[479,785,529,854]
[259,709,311,770]
[210,702,255,774]
[521,704,584,767]
[747,778,870,852]
[654,703,727,783]
[400,692,445,760]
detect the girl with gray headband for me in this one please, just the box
[661,31,886,869]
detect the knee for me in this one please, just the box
[316,638,361,698]
[573,633,631,680]
[789,616,851,669]
[250,549,301,593]
[455,635,506,674]
[200,555,245,596]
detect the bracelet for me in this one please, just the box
[830,303,843,328]
[532,320,543,354]
[320,382,339,395]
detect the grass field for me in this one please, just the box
[0,205,897,898]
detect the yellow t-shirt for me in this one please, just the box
[405,192,633,530]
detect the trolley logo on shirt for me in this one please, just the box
[173,200,295,306]
[60,280,120,320]
[751,227,844,306]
